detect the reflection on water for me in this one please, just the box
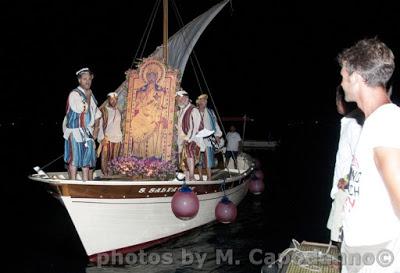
[87,195,272,273]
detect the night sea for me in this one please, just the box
[3,117,339,273]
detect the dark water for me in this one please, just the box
[3,118,339,273]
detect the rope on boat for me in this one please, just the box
[265,239,340,272]
[130,0,162,68]
[229,0,234,14]
[220,178,227,196]
[40,154,65,170]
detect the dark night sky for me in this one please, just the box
[2,0,400,138]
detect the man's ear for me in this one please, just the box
[350,71,364,85]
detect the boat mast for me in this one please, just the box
[163,0,168,65]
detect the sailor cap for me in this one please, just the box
[107,92,118,98]
[176,90,188,97]
[76,67,92,76]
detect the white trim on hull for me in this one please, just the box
[62,180,249,256]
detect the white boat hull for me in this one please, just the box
[62,180,248,257]
[29,155,254,260]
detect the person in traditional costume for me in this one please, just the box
[196,94,223,180]
[97,92,123,176]
[63,68,102,181]
[176,89,202,180]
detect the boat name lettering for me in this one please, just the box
[138,186,196,194]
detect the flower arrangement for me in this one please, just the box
[109,156,176,180]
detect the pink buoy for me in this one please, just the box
[171,185,199,220]
[215,196,237,224]
[249,178,264,195]
[254,169,264,180]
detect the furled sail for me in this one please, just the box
[150,0,229,79]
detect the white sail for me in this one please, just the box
[111,0,229,111]
[151,0,229,79]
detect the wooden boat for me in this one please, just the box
[30,157,252,262]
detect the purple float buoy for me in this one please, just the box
[254,169,264,180]
[171,185,199,220]
[249,178,265,195]
[215,196,237,224]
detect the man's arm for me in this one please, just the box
[92,98,102,140]
[237,133,243,152]
[210,109,222,138]
[374,147,400,219]
[93,118,101,140]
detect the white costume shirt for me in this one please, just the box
[199,108,222,148]
[63,86,101,142]
[177,103,201,153]
[343,104,400,246]
[97,106,123,143]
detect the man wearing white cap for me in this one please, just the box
[196,94,223,180]
[176,89,202,180]
[97,92,123,176]
[63,68,102,181]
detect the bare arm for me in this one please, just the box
[93,118,101,140]
[211,110,222,137]
[374,147,400,219]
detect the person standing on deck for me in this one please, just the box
[327,86,363,245]
[63,68,101,181]
[97,92,123,176]
[196,94,223,180]
[338,38,400,273]
[176,89,202,180]
[225,125,242,169]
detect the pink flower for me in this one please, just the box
[109,156,175,180]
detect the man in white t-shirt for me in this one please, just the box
[338,38,400,273]
[225,125,241,169]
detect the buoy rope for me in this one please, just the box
[220,178,227,196]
